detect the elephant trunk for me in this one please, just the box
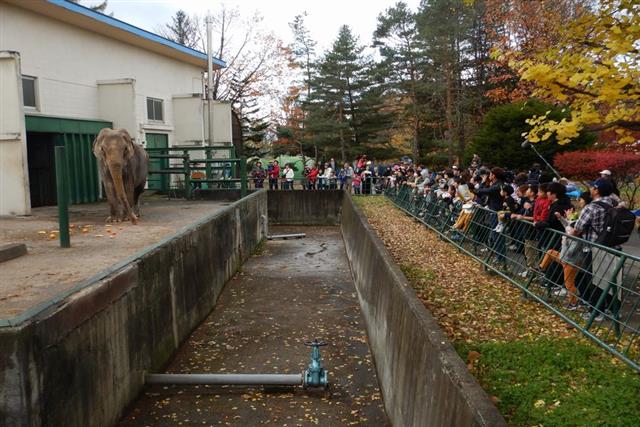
[108,162,138,224]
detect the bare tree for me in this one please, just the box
[194,7,290,116]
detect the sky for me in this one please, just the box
[85,0,422,52]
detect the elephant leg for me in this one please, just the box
[122,175,138,223]
[101,172,119,223]
[133,185,144,216]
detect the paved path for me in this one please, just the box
[622,230,640,258]
[119,226,389,426]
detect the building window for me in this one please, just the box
[22,76,37,109]
[147,97,164,122]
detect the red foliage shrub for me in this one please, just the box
[554,150,640,181]
[555,150,640,208]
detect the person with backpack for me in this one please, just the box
[571,178,635,321]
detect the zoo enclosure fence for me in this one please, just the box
[145,146,247,198]
[385,186,640,372]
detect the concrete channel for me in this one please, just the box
[119,226,389,426]
[0,190,505,427]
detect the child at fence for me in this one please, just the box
[451,175,475,237]
[534,182,573,291]
[537,206,582,307]
[307,165,319,190]
[490,184,516,268]
[352,173,362,195]
[511,184,537,277]
[520,183,550,273]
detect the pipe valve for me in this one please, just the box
[303,339,328,389]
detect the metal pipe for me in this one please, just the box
[146,373,303,386]
[267,233,306,240]
[521,141,562,179]
[240,155,247,198]
[54,146,70,248]
[206,15,214,147]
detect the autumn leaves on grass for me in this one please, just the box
[356,196,572,345]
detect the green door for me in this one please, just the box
[146,133,169,191]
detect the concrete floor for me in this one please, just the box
[119,226,389,426]
[0,197,227,319]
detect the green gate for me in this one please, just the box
[25,115,112,205]
[146,133,169,191]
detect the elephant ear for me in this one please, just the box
[93,128,110,158]
[116,128,135,160]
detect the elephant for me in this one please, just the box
[93,128,149,224]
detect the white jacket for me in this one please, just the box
[285,168,295,180]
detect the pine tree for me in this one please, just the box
[373,1,426,161]
[305,26,393,162]
[416,0,485,165]
[288,13,318,161]
[69,0,109,14]
[162,10,200,49]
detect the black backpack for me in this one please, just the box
[593,201,636,247]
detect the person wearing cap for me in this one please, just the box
[599,169,620,198]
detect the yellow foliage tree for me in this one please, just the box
[512,0,640,145]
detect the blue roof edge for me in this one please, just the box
[47,0,226,68]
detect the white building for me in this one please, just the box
[0,0,233,215]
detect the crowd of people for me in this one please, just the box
[249,156,386,193]
[384,156,636,321]
[250,153,637,321]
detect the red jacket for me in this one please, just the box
[533,198,551,223]
[308,168,319,182]
[268,165,280,179]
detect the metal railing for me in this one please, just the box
[385,186,640,371]
[146,146,247,198]
[253,175,387,194]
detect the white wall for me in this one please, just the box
[211,102,233,145]
[173,95,205,147]
[0,52,31,216]
[0,2,205,144]
[97,80,136,135]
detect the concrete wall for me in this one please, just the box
[0,51,31,216]
[267,190,344,225]
[0,190,267,427]
[340,194,507,427]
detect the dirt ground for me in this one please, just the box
[0,196,227,320]
[119,226,389,427]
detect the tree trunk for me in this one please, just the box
[412,118,419,162]
[445,64,454,167]
[339,104,346,163]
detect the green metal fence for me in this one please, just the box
[384,186,640,371]
[145,146,247,198]
[25,115,110,205]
